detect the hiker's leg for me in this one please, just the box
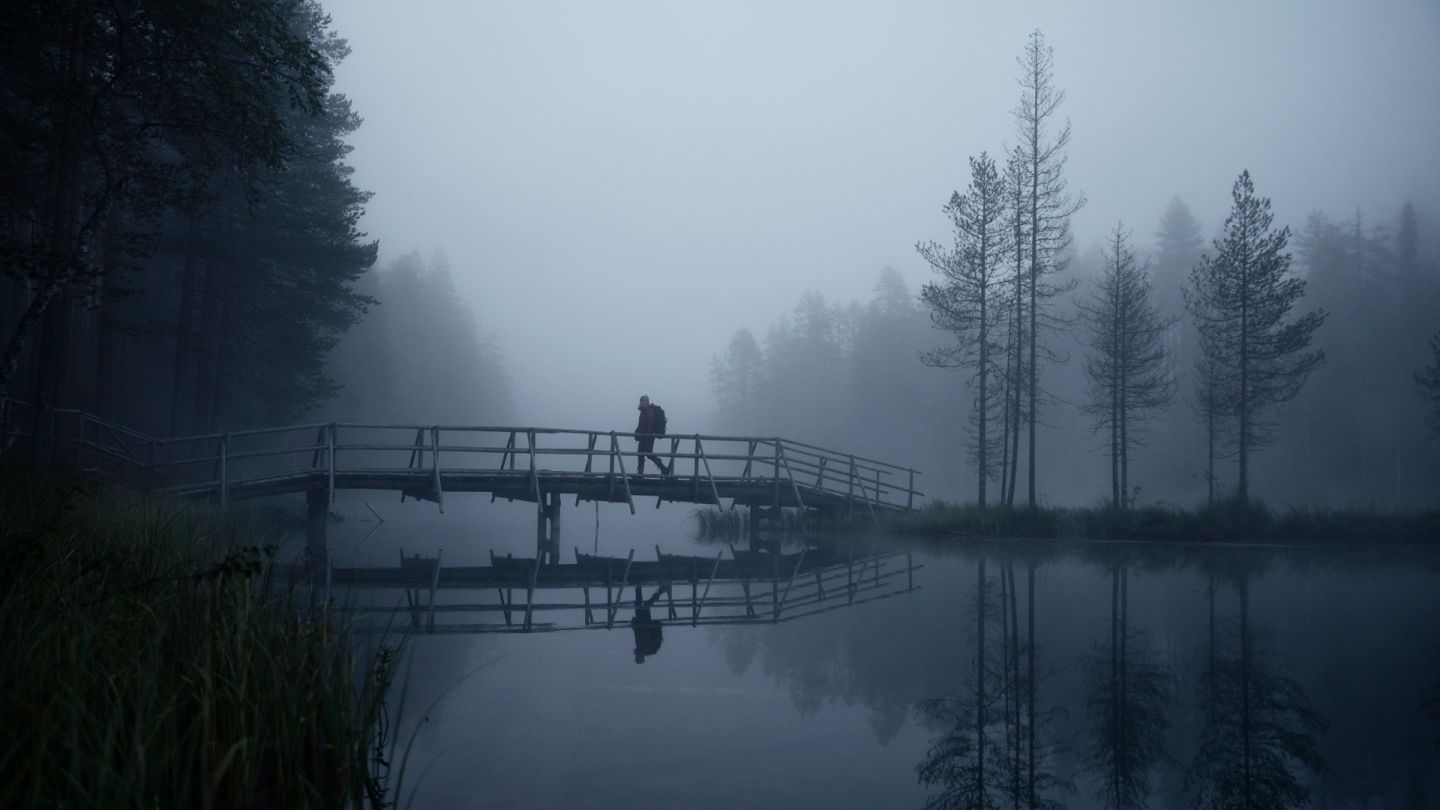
[634,585,643,609]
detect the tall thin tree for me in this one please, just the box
[1011,29,1084,507]
[1080,225,1176,509]
[919,153,1009,507]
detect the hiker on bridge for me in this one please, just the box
[634,395,671,476]
[631,582,669,663]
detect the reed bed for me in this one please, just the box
[0,478,401,809]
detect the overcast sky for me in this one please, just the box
[325,0,1440,429]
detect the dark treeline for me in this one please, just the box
[708,31,1440,510]
[0,0,503,442]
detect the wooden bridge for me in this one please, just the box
[3,401,924,563]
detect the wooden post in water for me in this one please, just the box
[305,486,329,573]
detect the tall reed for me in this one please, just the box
[0,479,401,808]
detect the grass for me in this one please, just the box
[882,497,1440,544]
[0,476,403,809]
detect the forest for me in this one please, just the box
[1,1,509,451]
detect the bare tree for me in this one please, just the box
[1011,29,1084,508]
[999,153,1030,507]
[1080,225,1176,509]
[919,153,1010,507]
[1185,171,1325,504]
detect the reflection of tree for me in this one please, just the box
[916,556,1064,809]
[915,557,1008,809]
[1082,564,1175,809]
[1187,573,1328,809]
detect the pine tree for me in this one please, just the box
[1080,225,1176,509]
[1185,171,1325,504]
[0,0,331,402]
[1011,29,1084,508]
[919,153,1009,507]
[710,328,764,432]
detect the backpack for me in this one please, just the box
[652,404,667,435]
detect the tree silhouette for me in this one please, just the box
[1010,29,1084,508]
[1185,170,1325,504]
[1080,225,1176,508]
[710,327,765,432]
[919,153,1010,507]
[2,0,331,401]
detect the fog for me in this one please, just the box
[325,0,1440,439]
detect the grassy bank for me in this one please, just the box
[883,498,1440,544]
[0,478,401,808]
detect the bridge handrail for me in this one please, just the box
[103,418,915,477]
[5,403,923,509]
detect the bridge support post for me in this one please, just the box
[306,487,330,573]
[537,491,561,565]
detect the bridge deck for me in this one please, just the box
[159,467,904,513]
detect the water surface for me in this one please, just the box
[328,499,1440,809]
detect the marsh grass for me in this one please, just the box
[883,497,1440,544]
[0,478,403,808]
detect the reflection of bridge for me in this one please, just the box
[330,544,921,634]
[3,402,924,562]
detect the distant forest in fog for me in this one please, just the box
[3,6,1438,509]
[701,31,1440,511]
[705,194,1440,509]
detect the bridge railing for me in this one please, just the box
[2,403,922,511]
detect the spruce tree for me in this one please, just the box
[919,153,1009,507]
[1186,171,1325,503]
[1080,225,1175,509]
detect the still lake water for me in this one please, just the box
[325,496,1440,809]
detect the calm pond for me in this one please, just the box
[326,498,1440,809]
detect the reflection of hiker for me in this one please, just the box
[634,395,670,475]
[631,583,668,663]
